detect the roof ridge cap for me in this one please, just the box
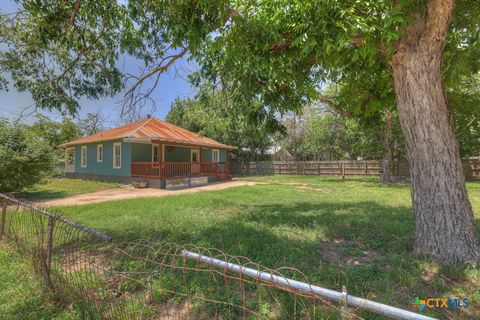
[126,117,153,138]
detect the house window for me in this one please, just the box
[113,142,121,169]
[97,144,103,162]
[152,144,159,162]
[212,149,220,163]
[191,149,200,162]
[81,146,87,168]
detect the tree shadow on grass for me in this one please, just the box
[243,201,414,250]
[62,198,478,319]
[111,200,415,258]
[192,201,476,319]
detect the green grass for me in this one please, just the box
[48,175,480,319]
[17,178,120,201]
[3,175,480,318]
[0,243,81,320]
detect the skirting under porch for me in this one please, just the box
[65,172,227,189]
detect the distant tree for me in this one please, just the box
[77,112,106,136]
[450,73,480,158]
[0,119,55,193]
[277,103,390,162]
[166,89,277,160]
[30,114,81,150]
[167,98,203,133]
[279,112,306,161]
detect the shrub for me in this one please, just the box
[0,119,55,193]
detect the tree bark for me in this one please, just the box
[391,0,480,264]
[380,111,393,183]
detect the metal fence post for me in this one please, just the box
[44,216,55,290]
[0,199,6,240]
[341,285,352,319]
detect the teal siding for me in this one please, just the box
[202,149,212,162]
[164,146,190,162]
[132,143,152,162]
[162,146,226,162]
[73,141,229,178]
[201,149,227,162]
[220,150,227,162]
[74,140,131,176]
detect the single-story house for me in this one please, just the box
[60,116,236,189]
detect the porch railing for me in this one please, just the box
[131,162,230,178]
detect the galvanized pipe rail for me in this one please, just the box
[182,250,437,320]
[0,193,112,242]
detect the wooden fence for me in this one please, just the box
[231,159,480,180]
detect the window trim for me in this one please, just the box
[152,144,159,162]
[190,148,200,163]
[97,144,103,162]
[212,149,220,163]
[81,146,87,168]
[113,142,122,169]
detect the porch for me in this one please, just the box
[131,161,231,179]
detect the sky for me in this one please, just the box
[0,57,198,127]
[0,1,198,128]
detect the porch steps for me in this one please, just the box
[216,174,232,182]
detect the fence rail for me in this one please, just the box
[0,193,438,319]
[231,159,480,180]
[182,251,437,320]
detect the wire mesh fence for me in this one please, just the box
[0,193,435,320]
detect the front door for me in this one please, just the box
[191,149,200,174]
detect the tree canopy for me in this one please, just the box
[1,1,478,121]
[166,87,277,160]
[279,105,395,161]
[2,0,480,263]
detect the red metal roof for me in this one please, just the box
[60,117,236,149]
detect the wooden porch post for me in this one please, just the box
[200,147,203,175]
[158,143,162,177]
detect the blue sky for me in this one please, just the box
[0,56,198,127]
[0,1,198,127]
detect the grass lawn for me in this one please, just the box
[44,175,480,319]
[2,175,479,318]
[0,243,81,320]
[17,178,120,201]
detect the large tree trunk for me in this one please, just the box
[391,0,479,264]
[380,111,393,183]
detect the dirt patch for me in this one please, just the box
[262,182,329,192]
[38,180,256,207]
[59,246,111,276]
[421,265,439,283]
[155,298,210,320]
[319,239,379,267]
[295,185,329,192]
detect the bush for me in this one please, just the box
[0,119,55,193]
